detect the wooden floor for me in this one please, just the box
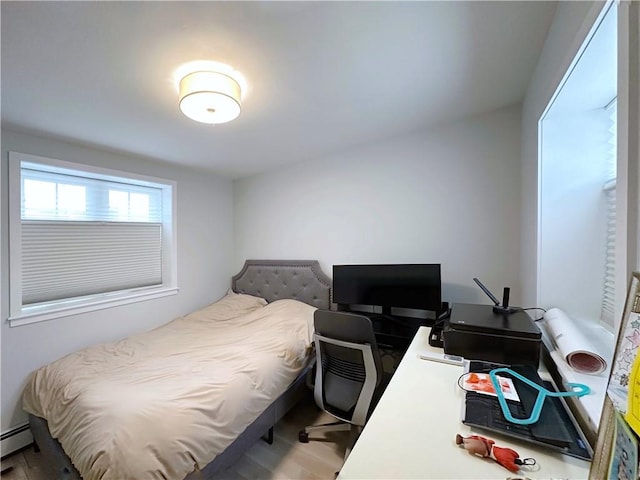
[0,395,347,480]
[0,446,48,480]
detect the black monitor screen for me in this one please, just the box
[332,264,442,312]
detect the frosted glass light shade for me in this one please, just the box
[179,71,241,124]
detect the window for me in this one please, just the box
[538,1,618,329]
[8,152,178,326]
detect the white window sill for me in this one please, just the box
[8,286,179,327]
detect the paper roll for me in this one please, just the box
[543,307,607,375]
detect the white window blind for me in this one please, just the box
[9,152,177,325]
[22,222,162,305]
[602,99,617,326]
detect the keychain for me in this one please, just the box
[455,434,536,473]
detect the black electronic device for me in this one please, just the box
[473,277,518,314]
[332,264,442,313]
[443,303,542,365]
[333,264,443,349]
[428,307,451,348]
[462,361,592,460]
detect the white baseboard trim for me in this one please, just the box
[1,423,32,457]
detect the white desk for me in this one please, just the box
[338,327,591,480]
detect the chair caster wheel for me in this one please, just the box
[298,430,309,443]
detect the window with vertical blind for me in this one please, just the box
[601,99,617,326]
[8,152,178,326]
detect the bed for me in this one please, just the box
[23,259,331,480]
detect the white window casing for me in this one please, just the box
[8,152,178,326]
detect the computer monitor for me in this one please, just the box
[332,264,442,313]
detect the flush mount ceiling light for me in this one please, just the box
[178,70,242,124]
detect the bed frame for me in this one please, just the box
[28,259,331,480]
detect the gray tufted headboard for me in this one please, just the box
[231,260,331,310]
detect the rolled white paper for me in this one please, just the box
[543,307,607,375]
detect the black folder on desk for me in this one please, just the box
[461,361,593,460]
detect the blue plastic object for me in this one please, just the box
[488,367,590,426]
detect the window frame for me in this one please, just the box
[8,152,178,327]
[536,0,619,330]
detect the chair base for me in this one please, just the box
[299,421,350,443]
[298,421,362,462]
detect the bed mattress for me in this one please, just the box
[22,293,316,480]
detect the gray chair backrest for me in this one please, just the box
[314,310,383,378]
[313,310,383,425]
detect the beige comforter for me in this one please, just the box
[22,294,316,480]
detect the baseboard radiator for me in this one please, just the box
[1,423,32,457]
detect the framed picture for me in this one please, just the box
[607,273,640,414]
[590,396,618,480]
[590,272,640,479]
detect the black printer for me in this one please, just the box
[443,303,542,366]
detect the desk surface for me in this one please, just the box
[337,327,591,480]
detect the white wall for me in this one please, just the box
[0,130,235,446]
[234,105,523,307]
[520,0,608,308]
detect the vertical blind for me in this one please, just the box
[601,100,617,326]
[20,161,163,306]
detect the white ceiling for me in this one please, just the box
[1,1,557,179]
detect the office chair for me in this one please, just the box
[299,310,387,461]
